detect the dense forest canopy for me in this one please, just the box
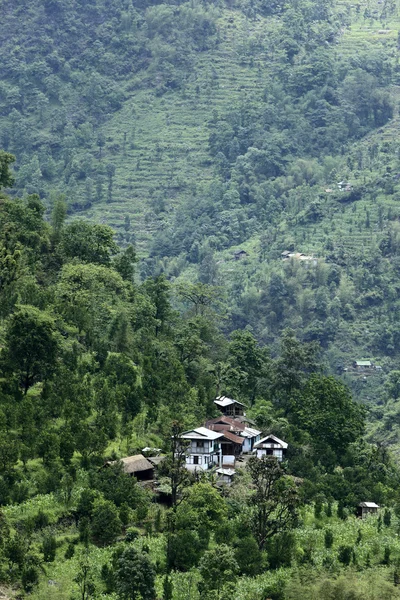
[2,0,400,596]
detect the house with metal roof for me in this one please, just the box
[358,502,379,519]
[253,434,288,461]
[205,416,261,453]
[179,427,223,471]
[214,396,246,417]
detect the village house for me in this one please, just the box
[179,427,223,471]
[358,502,379,519]
[214,396,246,417]
[104,454,155,481]
[206,415,261,454]
[353,360,373,370]
[253,434,288,461]
[234,249,248,260]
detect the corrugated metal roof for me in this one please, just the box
[216,468,235,476]
[214,396,246,408]
[180,427,223,441]
[221,431,244,445]
[254,434,288,449]
[206,416,245,431]
[241,426,261,438]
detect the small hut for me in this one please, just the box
[358,502,379,519]
[105,454,154,481]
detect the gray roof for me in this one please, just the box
[214,396,246,408]
[180,427,223,441]
[254,434,288,449]
[216,468,235,476]
[359,502,379,508]
[355,360,372,366]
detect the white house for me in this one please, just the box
[179,427,223,471]
[253,434,288,461]
[241,426,262,453]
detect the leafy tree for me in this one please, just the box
[293,375,365,461]
[0,150,15,188]
[90,499,122,546]
[115,546,156,600]
[247,456,299,550]
[198,544,238,598]
[60,221,118,265]
[3,305,60,393]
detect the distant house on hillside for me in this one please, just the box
[282,251,315,263]
[214,396,246,417]
[233,249,248,260]
[358,502,379,519]
[353,360,373,370]
[179,427,223,471]
[104,454,154,481]
[254,434,288,461]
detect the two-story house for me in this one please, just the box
[179,427,223,471]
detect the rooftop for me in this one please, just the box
[214,396,246,408]
[180,427,223,441]
[254,434,288,449]
[108,454,154,474]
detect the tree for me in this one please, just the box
[0,151,15,189]
[60,221,118,265]
[163,421,190,509]
[115,547,156,600]
[247,456,299,550]
[143,274,171,336]
[3,305,60,393]
[293,375,365,461]
[222,330,269,405]
[90,500,122,546]
[176,282,221,316]
[198,545,238,599]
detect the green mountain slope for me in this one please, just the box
[3,0,400,437]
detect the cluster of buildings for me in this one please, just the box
[179,396,288,483]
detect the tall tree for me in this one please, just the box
[3,306,60,393]
[248,456,299,550]
[115,547,156,600]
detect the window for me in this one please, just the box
[197,441,204,448]
[193,456,199,465]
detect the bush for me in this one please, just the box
[338,545,353,566]
[42,535,57,562]
[90,499,122,546]
[324,529,334,549]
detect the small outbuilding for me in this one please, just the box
[105,454,155,481]
[358,502,379,519]
[353,360,373,370]
[216,468,235,485]
[234,249,248,260]
[214,396,246,417]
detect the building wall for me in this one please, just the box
[256,448,283,461]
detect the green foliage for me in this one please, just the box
[90,500,122,546]
[115,546,156,600]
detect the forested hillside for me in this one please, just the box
[1,151,400,599]
[3,0,400,596]
[2,0,400,439]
